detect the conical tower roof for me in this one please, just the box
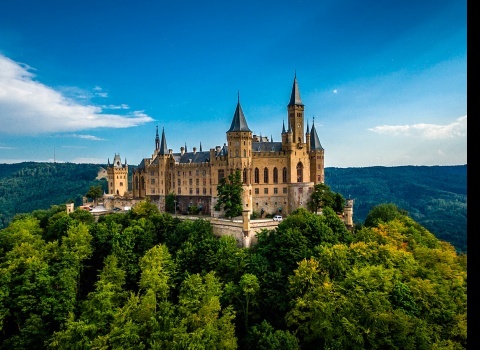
[310,119,324,151]
[159,127,168,155]
[288,73,304,107]
[228,94,251,132]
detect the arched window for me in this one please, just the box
[243,168,247,184]
[273,167,278,183]
[254,168,259,184]
[135,177,139,190]
[296,162,303,182]
[282,167,288,183]
[141,176,145,190]
[264,168,269,183]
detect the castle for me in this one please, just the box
[106,74,353,226]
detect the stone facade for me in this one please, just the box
[108,75,326,217]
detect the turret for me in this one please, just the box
[287,73,305,146]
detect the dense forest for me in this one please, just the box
[0,200,467,349]
[325,165,467,253]
[0,162,108,230]
[0,163,467,252]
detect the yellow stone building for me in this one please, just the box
[108,75,326,217]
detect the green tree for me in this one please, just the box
[85,185,103,206]
[215,169,243,219]
[165,193,176,214]
[308,183,344,213]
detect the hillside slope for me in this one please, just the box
[0,162,107,229]
[325,165,467,252]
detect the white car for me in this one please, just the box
[273,215,283,221]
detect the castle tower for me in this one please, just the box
[226,93,253,211]
[107,153,128,196]
[309,119,325,184]
[287,73,305,146]
[344,198,354,230]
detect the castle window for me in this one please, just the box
[189,188,193,194]
[178,179,181,186]
[151,179,155,184]
[264,188,268,194]
[196,188,199,194]
[120,182,123,186]
[254,168,259,183]
[264,168,269,183]
[243,168,247,184]
[196,178,199,186]
[189,179,193,186]
[218,169,225,180]
[296,162,304,182]
[282,167,287,183]
[318,164,321,169]
[203,178,207,186]
[255,188,259,194]
[178,187,181,194]
[317,175,321,182]
[273,167,278,183]
[244,150,246,157]
[274,188,278,194]
[283,187,287,194]
[203,188,207,195]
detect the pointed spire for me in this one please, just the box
[159,127,168,155]
[184,142,187,153]
[310,118,324,151]
[107,158,110,166]
[271,134,273,142]
[282,120,286,134]
[288,73,304,107]
[228,93,251,132]
[124,157,127,166]
[199,142,202,152]
[306,119,310,134]
[155,126,160,150]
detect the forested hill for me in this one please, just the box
[325,165,467,252]
[0,163,467,252]
[0,162,108,229]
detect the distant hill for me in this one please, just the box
[0,162,108,229]
[0,163,467,252]
[325,165,467,252]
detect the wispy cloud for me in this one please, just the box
[368,115,467,139]
[0,54,154,135]
[0,146,16,149]
[70,134,106,141]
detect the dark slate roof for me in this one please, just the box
[136,158,147,171]
[227,100,251,132]
[252,142,283,152]
[288,74,304,107]
[159,127,168,155]
[173,151,211,164]
[310,122,324,151]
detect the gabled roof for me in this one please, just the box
[253,142,283,152]
[288,73,304,107]
[227,97,251,132]
[173,151,210,164]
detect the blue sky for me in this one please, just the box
[0,0,467,167]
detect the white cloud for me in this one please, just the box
[101,104,130,110]
[0,54,154,135]
[70,134,106,141]
[333,89,338,94]
[368,115,467,139]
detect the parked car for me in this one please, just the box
[273,215,283,221]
